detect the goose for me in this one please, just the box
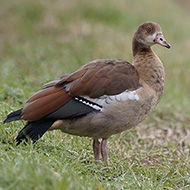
[4,21,170,165]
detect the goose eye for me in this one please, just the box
[146,27,152,33]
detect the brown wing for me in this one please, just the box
[56,59,140,98]
[21,86,72,121]
[21,59,140,122]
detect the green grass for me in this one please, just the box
[1,0,190,189]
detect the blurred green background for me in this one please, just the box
[0,0,190,114]
[0,0,190,189]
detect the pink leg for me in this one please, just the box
[93,139,101,163]
[101,139,109,165]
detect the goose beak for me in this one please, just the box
[154,33,171,49]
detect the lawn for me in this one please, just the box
[0,0,190,189]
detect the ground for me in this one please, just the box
[0,0,190,189]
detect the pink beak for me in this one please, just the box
[154,33,171,49]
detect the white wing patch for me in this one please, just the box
[76,90,139,111]
[65,83,140,111]
[93,90,139,105]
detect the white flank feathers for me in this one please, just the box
[77,90,139,111]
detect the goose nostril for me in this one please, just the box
[160,38,163,41]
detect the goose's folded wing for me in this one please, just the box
[21,59,141,122]
[55,59,141,98]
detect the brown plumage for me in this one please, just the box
[4,21,170,165]
[22,87,71,121]
[56,59,140,98]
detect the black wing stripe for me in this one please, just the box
[45,98,100,120]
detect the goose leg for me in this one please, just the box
[93,139,101,163]
[101,139,109,165]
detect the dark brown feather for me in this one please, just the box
[27,87,61,103]
[56,59,140,98]
[22,87,71,121]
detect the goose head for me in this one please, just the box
[134,22,171,49]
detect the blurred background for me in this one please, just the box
[0,0,190,189]
[0,0,190,117]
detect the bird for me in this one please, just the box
[4,21,170,165]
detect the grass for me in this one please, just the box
[0,0,190,189]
